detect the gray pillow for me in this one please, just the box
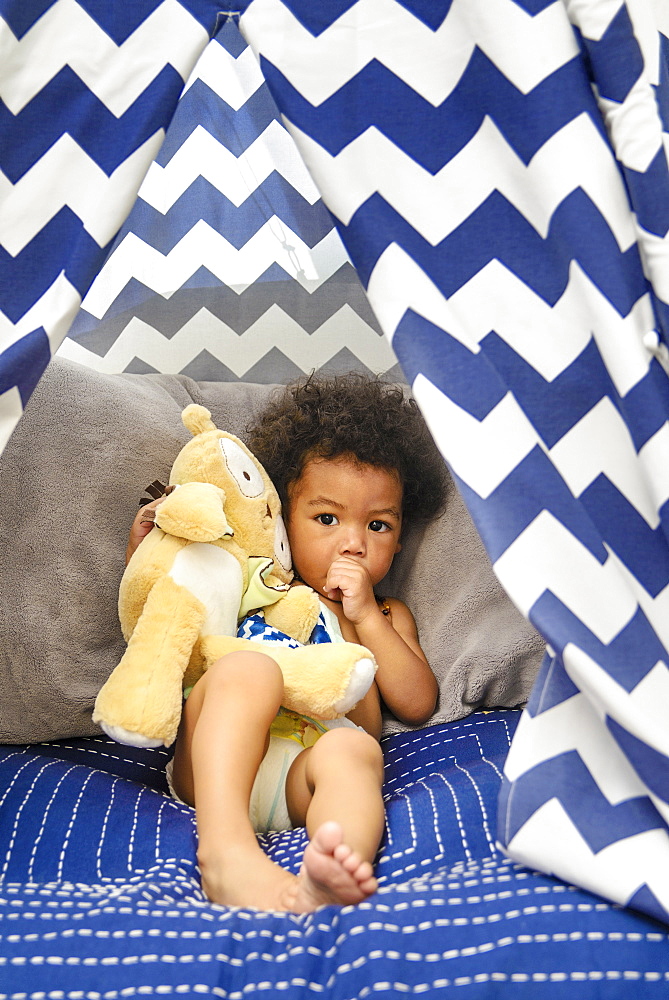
[0,357,544,743]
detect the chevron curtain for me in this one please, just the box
[0,0,213,454]
[60,13,393,383]
[3,0,669,925]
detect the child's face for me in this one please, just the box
[285,456,403,598]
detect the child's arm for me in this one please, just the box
[353,597,437,726]
[325,557,438,728]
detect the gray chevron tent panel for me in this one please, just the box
[60,15,396,383]
[2,0,669,956]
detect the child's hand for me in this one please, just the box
[324,556,378,625]
[126,498,164,564]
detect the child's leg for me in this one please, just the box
[284,727,385,905]
[170,650,293,907]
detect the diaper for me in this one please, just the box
[248,732,302,832]
[165,710,360,834]
[165,751,297,832]
[250,711,360,832]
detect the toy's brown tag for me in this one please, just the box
[139,480,174,507]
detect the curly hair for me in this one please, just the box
[247,372,449,532]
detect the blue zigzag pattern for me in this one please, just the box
[524,652,582,714]
[65,12,376,382]
[527,594,665,694]
[342,190,648,309]
[582,478,669,596]
[260,50,604,169]
[0,211,109,321]
[277,1,370,35]
[498,750,666,848]
[118,174,336,252]
[577,4,644,105]
[69,261,372,341]
[278,0,557,36]
[455,448,610,563]
[0,327,51,405]
[0,65,186,181]
[393,317,664,465]
[400,321,669,606]
[156,80,286,161]
[0,0,55,36]
[389,314,669,624]
[0,0,218,39]
[623,148,669,237]
[0,0,225,459]
[394,312,506,420]
[609,718,669,805]
[479,333,669,451]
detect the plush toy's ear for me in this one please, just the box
[182,404,217,437]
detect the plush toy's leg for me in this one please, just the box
[94,576,207,748]
[278,643,376,717]
[200,636,376,719]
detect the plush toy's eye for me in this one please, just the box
[219,439,265,497]
[274,514,292,572]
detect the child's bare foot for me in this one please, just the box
[199,824,377,912]
[200,842,301,910]
[289,821,378,910]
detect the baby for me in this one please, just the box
[128,373,448,911]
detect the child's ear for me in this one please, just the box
[394,540,402,554]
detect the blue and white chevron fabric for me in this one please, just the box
[0,0,217,455]
[238,609,334,645]
[0,1,391,447]
[62,13,387,382]
[241,0,669,923]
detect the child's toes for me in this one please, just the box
[338,848,364,874]
[355,860,374,883]
[333,842,353,864]
[360,874,378,895]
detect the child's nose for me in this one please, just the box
[340,528,366,556]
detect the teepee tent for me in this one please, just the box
[3,0,669,975]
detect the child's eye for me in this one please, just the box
[316,513,338,526]
[369,520,391,532]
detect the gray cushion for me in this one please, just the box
[0,357,544,742]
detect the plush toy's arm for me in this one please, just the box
[154,482,230,542]
[263,584,320,645]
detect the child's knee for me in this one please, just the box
[314,727,383,778]
[206,650,283,699]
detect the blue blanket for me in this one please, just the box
[2,710,668,997]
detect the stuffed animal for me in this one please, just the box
[93,405,376,748]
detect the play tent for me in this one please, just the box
[3,0,669,995]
